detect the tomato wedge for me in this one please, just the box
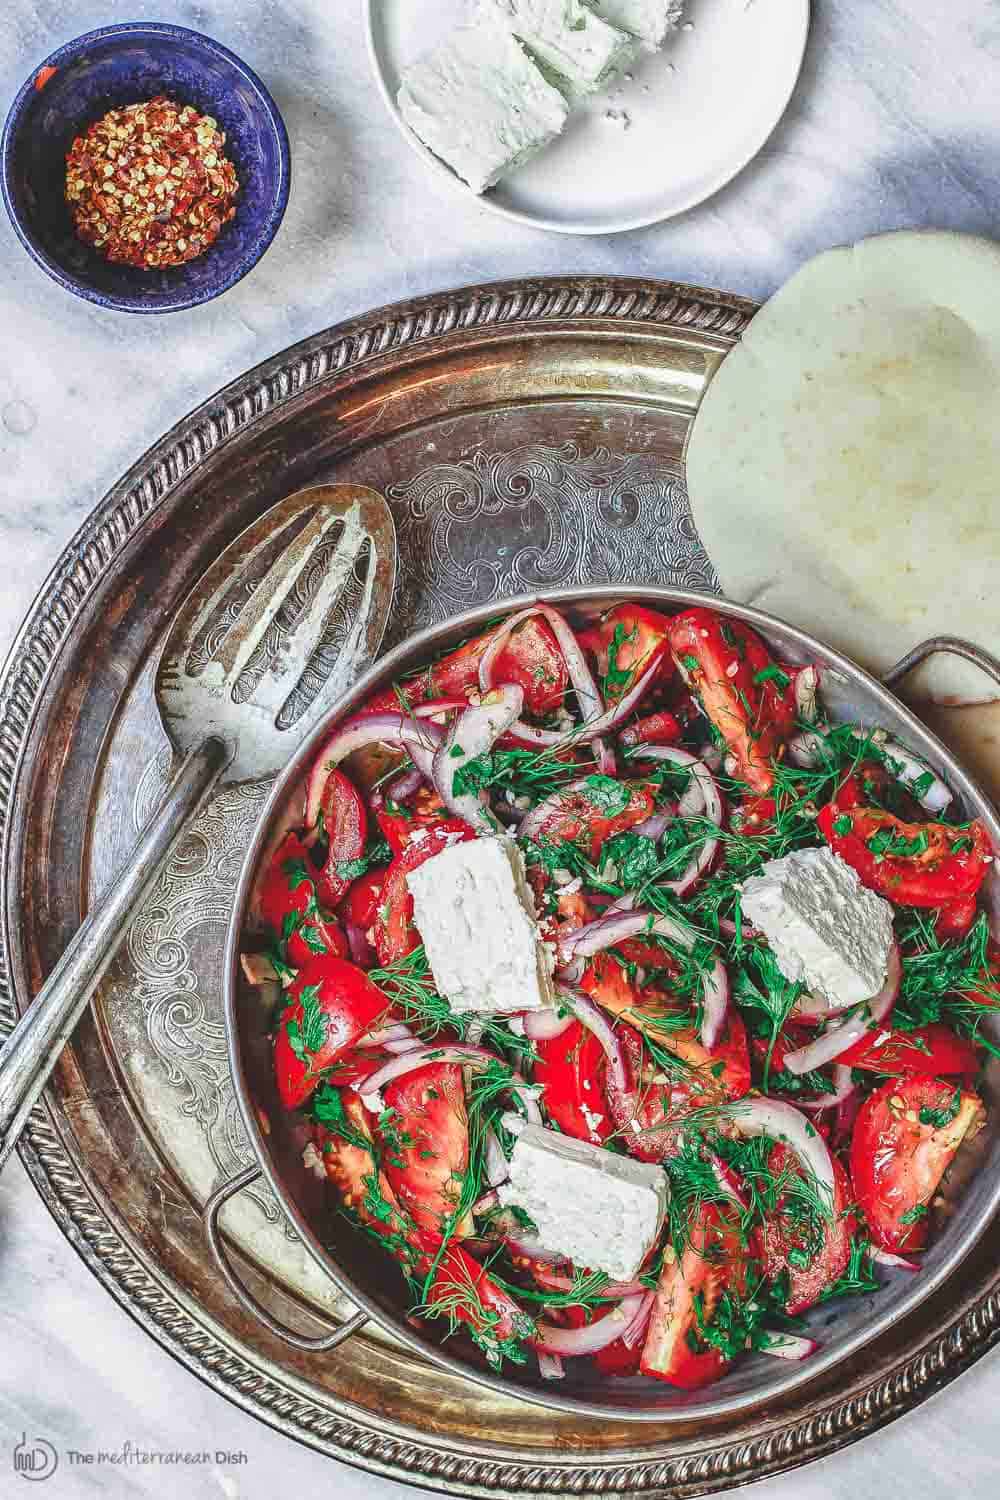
[421,1239,535,1363]
[259,832,348,967]
[850,1077,985,1251]
[273,956,390,1111]
[341,867,386,933]
[758,1144,855,1314]
[532,780,655,862]
[363,617,568,719]
[532,1020,612,1146]
[315,1089,411,1247]
[619,710,682,749]
[577,603,674,703]
[818,790,992,909]
[373,818,477,965]
[836,1023,979,1079]
[640,1203,747,1388]
[312,767,367,908]
[666,608,796,794]
[381,1061,471,1236]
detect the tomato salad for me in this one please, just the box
[242,601,998,1388]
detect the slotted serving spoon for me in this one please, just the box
[0,483,396,1174]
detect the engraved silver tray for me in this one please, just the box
[3,276,1000,1494]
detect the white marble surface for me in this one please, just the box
[2,0,1000,1496]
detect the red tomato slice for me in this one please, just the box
[362,618,568,719]
[315,1090,410,1247]
[758,1144,855,1314]
[666,608,796,794]
[381,1061,470,1236]
[532,1020,612,1146]
[577,603,674,703]
[259,832,349,967]
[640,1204,746,1388]
[532,781,655,862]
[935,895,978,940]
[373,819,477,965]
[619,710,683,749]
[422,1239,534,1356]
[273,956,390,1111]
[377,786,448,855]
[818,796,992,909]
[836,1023,979,1078]
[850,1078,984,1251]
[313,768,367,908]
[341,868,386,933]
[593,1333,644,1377]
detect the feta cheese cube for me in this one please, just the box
[406,837,556,1015]
[498,1117,668,1280]
[588,1,685,51]
[478,0,637,101]
[740,847,894,1011]
[398,22,569,195]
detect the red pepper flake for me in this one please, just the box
[64,96,239,269]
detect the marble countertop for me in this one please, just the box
[2,1,1000,1496]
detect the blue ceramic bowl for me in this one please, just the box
[1,22,290,313]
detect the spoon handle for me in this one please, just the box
[0,736,231,1174]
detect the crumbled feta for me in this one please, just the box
[397,21,568,195]
[588,0,685,50]
[740,847,894,1011]
[497,1117,667,1280]
[479,0,637,101]
[406,837,556,1015]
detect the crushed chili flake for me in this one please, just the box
[65,96,239,269]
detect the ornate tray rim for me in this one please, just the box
[3,274,1000,1496]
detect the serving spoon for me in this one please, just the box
[0,483,396,1173]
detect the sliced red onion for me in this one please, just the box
[698,741,724,772]
[877,737,954,814]
[523,1271,648,1298]
[794,665,820,722]
[557,908,729,1051]
[382,766,425,805]
[760,1331,819,1360]
[627,747,723,898]
[471,1189,500,1216]
[364,1023,415,1045]
[797,1065,856,1113]
[718,917,756,941]
[531,1294,647,1357]
[432,684,524,832]
[412,698,467,719]
[787,729,827,768]
[485,1128,510,1188]
[620,1291,656,1349]
[522,1007,575,1041]
[505,1231,566,1266]
[632,806,675,841]
[871,1247,920,1271]
[345,918,375,968]
[517,775,592,845]
[537,1352,565,1380]
[357,1044,542,1123]
[731,1098,837,1206]
[783,945,901,1075]
[307,713,443,826]
[557,984,630,1095]
[709,1154,750,1213]
[384,1037,426,1055]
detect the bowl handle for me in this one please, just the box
[204,1165,369,1351]
[883,634,1000,694]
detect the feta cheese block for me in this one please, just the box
[498,1117,668,1280]
[588,0,685,50]
[397,22,569,195]
[740,847,894,1011]
[405,836,556,1015]
[478,0,637,102]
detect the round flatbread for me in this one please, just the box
[686,230,1000,704]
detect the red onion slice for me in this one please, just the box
[537,1352,565,1380]
[626,746,723,899]
[531,1294,647,1356]
[797,1064,856,1112]
[731,1098,837,1205]
[877,737,954,814]
[432,684,524,832]
[620,1291,656,1349]
[505,1231,567,1266]
[794,665,820,721]
[787,729,827,768]
[344,917,375,968]
[356,1043,542,1123]
[760,1331,819,1360]
[709,1154,750,1213]
[557,984,630,1095]
[517,776,593,845]
[522,1007,575,1041]
[471,1189,500,1216]
[870,1247,920,1271]
[364,1023,415,1045]
[632,805,676,841]
[782,944,901,1075]
[307,713,444,827]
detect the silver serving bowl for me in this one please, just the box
[214,586,1000,1420]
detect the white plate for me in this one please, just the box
[364,0,810,235]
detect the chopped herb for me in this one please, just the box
[833,815,853,837]
[581,774,631,817]
[918,1087,962,1129]
[899,1203,930,1225]
[753,664,791,693]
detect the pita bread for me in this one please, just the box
[686,231,1000,704]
